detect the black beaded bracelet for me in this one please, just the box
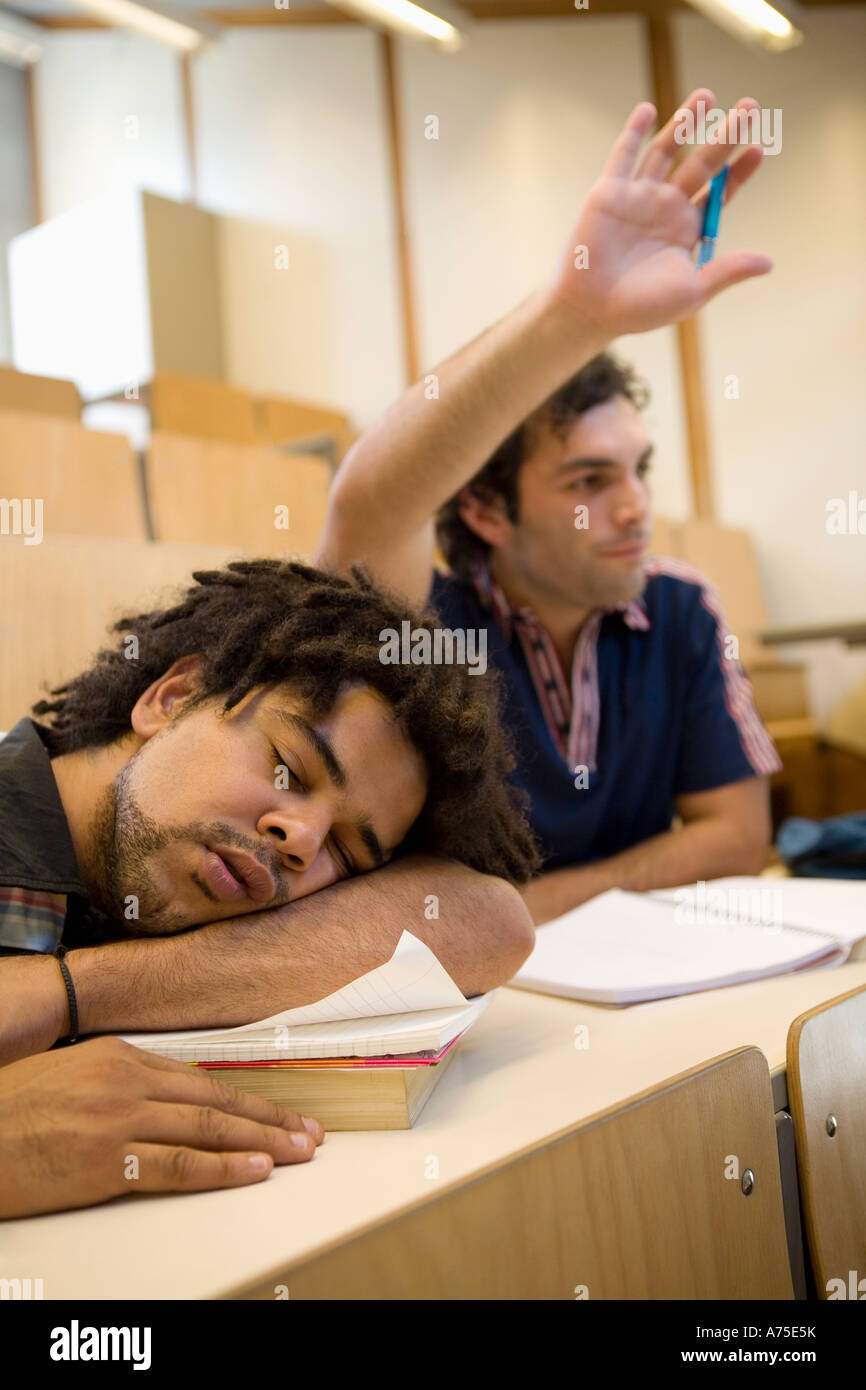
[55,945,79,1044]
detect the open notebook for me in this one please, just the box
[119,931,492,1061]
[512,878,866,1006]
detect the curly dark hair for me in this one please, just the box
[436,352,649,577]
[32,558,540,884]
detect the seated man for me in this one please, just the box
[0,557,537,1216]
[318,89,781,925]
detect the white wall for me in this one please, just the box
[10,191,153,399]
[29,26,405,431]
[0,62,34,362]
[395,17,692,521]
[674,7,866,716]
[32,32,190,218]
[674,9,866,620]
[191,28,405,430]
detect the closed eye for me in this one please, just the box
[272,742,354,874]
[329,835,355,877]
[272,746,305,791]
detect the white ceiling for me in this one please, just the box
[5,0,333,16]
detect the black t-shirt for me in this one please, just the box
[0,719,96,955]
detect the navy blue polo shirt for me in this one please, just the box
[429,558,780,872]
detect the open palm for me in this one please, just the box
[552,91,772,338]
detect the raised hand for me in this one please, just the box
[551,88,772,339]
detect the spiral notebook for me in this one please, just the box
[511,879,866,1006]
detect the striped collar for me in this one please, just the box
[469,563,652,773]
[455,558,780,784]
[469,564,651,644]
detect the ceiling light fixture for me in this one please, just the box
[684,0,804,52]
[325,0,466,52]
[0,6,43,66]
[61,0,218,53]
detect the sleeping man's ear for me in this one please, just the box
[130,656,205,741]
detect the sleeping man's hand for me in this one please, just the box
[0,1036,323,1218]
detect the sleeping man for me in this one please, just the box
[0,558,538,1215]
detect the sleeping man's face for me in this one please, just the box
[83,678,428,936]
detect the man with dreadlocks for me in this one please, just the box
[0,559,537,1216]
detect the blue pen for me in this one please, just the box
[696,167,729,269]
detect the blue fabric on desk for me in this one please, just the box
[777,813,866,878]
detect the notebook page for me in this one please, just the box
[136,995,494,1063]
[511,888,846,1004]
[650,877,866,945]
[119,931,469,1050]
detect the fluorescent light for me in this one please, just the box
[61,0,218,53]
[684,0,804,51]
[325,0,466,51]
[0,6,43,66]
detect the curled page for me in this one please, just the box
[120,930,470,1049]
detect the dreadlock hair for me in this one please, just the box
[436,351,649,578]
[32,558,540,885]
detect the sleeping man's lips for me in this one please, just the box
[200,846,276,905]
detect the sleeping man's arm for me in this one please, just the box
[0,855,535,1064]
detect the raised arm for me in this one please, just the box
[0,855,535,1064]
[318,90,770,603]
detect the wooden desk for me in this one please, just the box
[5,962,866,1300]
[760,621,866,648]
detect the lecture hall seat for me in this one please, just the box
[237,1046,794,1300]
[0,409,145,542]
[786,983,866,1300]
[255,393,352,469]
[0,365,81,420]
[145,431,331,559]
[653,513,824,821]
[0,536,234,731]
[148,371,259,446]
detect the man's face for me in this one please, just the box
[488,395,653,612]
[90,682,428,936]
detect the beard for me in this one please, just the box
[590,562,647,611]
[85,760,286,937]
[86,772,198,936]
[503,533,648,618]
[540,558,646,616]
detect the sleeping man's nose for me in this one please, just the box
[257,806,329,873]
